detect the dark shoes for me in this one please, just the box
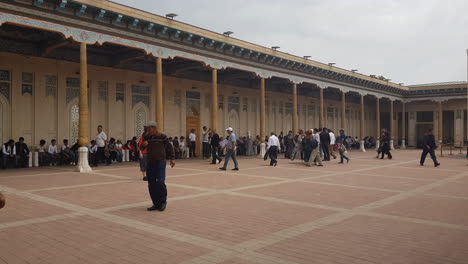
[435,163,440,167]
[142,176,148,181]
[147,205,159,211]
[420,163,424,166]
[210,162,217,164]
[219,167,239,171]
[273,161,277,167]
[147,203,166,212]
[218,158,222,164]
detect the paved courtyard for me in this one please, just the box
[1,149,468,264]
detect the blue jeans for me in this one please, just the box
[147,161,167,206]
[222,149,238,169]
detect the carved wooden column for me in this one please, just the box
[76,42,92,173]
[211,69,218,131]
[401,102,406,149]
[156,57,164,131]
[259,78,267,157]
[341,91,346,130]
[292,83,298,133]
[375,97,380,149]
[319,88,324,128]
[360,94,366,152]
[390,100,395,150]
[438,101,443,144]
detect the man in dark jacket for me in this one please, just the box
[15,137,30,168]
[319,127,331,161]
[142,121,175,212]
[420,128,440,167]
[210,130,222,164]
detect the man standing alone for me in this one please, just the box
[189,129,197,158]
[96,125,110,165]
[142,121,175,211]
[420,128,440,167]
[219,127,239,171]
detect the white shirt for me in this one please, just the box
[2,144,15,155]
[329,132,336,145]
[189,133,196,142]
[48,145,58,154]
[96,131,107,147]
[179,140,186,148]
[89,144,98,153]
[38,145,46,153]
[313,133,320,142]
[219,139,228,148]
[267,135,281,151]
[202,131,209,143]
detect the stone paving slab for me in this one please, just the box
[0,149,467,264]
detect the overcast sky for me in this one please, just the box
[114,0,468,85]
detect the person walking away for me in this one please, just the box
[267,132,280,166]
[284,131,294,158]
[338,137,350,164]
[219,127,239,171]
[142,121,175,211]
[320,127,331,161]
[420,128,440,167]
[302,130,313,166]
[210,130,222,164]
[328,129,337,159]
[138,126,149,181]
[291,129,304,161]
[189,129,197,158]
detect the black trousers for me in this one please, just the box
[147,161,167,207]
[202,142,210,158]
[211,146,221,163]
[269,146,278,165]
[97,147,109,164]
[321,143,330,160]
[189,141,196,157]
[420,148,438,165]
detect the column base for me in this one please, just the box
[75,147,92,173]
[390,140,395,150]
[28,153,33,168]
[259,143,267,158]
[376,140,380,150]
[400,140,406,149]
[360,141,366,152]
[34,152,39,167]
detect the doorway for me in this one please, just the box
[186,91,201,156]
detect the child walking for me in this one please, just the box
[338,138,350,164]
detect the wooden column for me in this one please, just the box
[390,100,394,140]
[260,78,266,141]
[341,91,346,130]
[156,57,164,131]
[211,69,218,131]
[319,88,324,128]
[78,42,89,146]
[292,83,298,133]
[360,95,365,140]
[360,95,366,152]
[376,97,380,138]
[438,101,443,143]
[401,102,406,148]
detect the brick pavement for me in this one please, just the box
[1,149,468,264]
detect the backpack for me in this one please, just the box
[311,139,318,150]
